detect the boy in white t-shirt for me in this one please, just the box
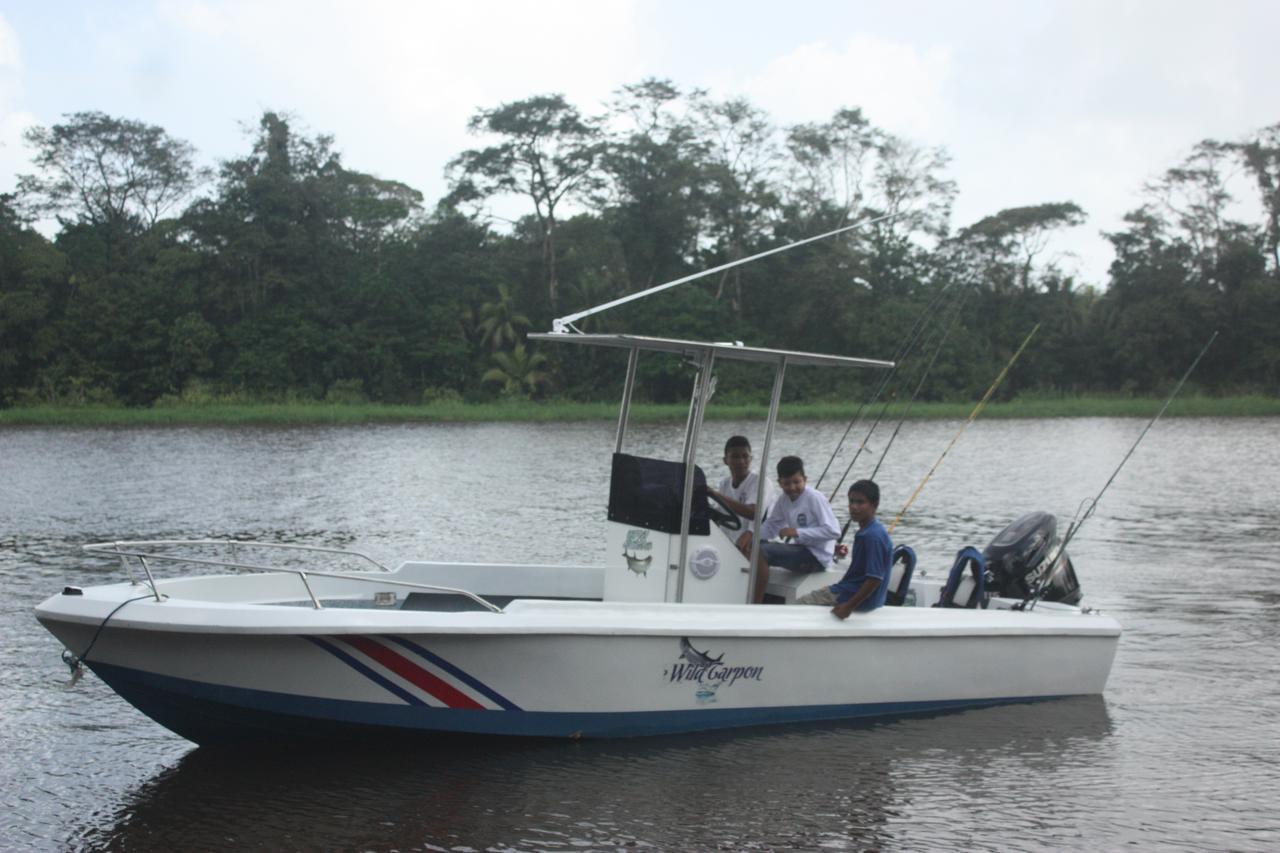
[707,435,778,546]
[738,455,840,603]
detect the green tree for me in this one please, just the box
[696,94,780,316]
[482,343,552,397]
[1141,139,1250,282]
[336,170,424,264]
[0,195,67,403]
[179,112,434,399]
[597,79,710,290]
[448,95,602,308]
[871,133,956,242]
[783,107,878,227]
[1233,122,1280,271]
[477,283,531,351]
[166,311,220,392]
[958,202,1087,292]
[18,111,205,233]
[1100,208,1219,391]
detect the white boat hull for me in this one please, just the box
[37,588,1119,742]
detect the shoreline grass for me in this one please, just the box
[2,395,1278,427]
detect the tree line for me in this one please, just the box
[2,80,1277,408]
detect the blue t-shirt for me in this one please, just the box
[830,519,892,610]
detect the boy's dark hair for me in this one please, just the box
[776,455,805,479]
[724,435,751,454]
[848,479,880,507]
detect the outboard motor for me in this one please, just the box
[982,511,1082,605]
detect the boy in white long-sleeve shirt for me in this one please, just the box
[739,455,840,603]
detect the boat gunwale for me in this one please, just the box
[35,592,1122,639]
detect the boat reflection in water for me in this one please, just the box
[68,696,1112,851]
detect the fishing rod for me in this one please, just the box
[549,212,901,333]
[814,279,958,492]
[1021,330,1219,610]
[824,278,971,505]
[868,284,974,482]
[888,322,1041,535]
[829,284,973,544]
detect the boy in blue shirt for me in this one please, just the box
[796,479,892,618]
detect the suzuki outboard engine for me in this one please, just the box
[982,511,1082,605]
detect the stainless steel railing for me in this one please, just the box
[83,540,502,613]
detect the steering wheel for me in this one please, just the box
[705,491,742,530]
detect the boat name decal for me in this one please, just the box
[664,637,763,703]
[666,662,764,687]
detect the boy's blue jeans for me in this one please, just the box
[760,542,825,573]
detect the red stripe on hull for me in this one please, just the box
[339,636,485,710]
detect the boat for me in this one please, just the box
[34,351,1119,743]
[34,329,1120,744]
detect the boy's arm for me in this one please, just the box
[790,493,840,545]
[710,490,758,520]
[832,578,881,619]
[831,533,891,618]
[757,507,784,541]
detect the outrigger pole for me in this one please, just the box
[1021,330,1219,610]
[888,322,1041,535]
[549,212,900,333]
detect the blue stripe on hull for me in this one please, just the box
[87,661,1058,745]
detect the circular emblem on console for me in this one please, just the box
[690,546,720,580]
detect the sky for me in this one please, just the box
[1,0,1276,286]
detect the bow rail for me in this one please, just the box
[82,539,502,613]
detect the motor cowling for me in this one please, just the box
[982,511,1082,605]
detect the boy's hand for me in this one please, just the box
[834,544,849,559]
[831,600,856,620]
[779,527,798,538]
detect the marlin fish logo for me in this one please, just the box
[679,637,724,667]
[623,549,653,576]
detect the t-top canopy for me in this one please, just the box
[527,332,893,370]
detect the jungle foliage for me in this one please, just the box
[3,89,1278,409]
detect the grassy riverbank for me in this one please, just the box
[2,395,1278,427]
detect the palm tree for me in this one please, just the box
[478,283,531,351]
[482,343,552,397]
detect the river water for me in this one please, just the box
[2,417,1278,851]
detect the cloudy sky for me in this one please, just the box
[1,0,1276,284]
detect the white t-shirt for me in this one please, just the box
[717,470,779,533]
[759,485,840,567]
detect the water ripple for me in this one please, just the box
[3,419,1280,850]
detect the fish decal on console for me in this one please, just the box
[622,549,653,576]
